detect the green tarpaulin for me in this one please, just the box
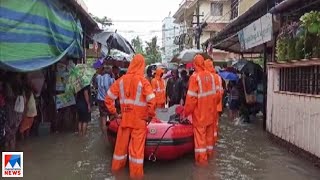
[0,0,84,72]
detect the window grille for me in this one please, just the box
[279,66,320,95]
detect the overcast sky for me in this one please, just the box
[85,0,182,46]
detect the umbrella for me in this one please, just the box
[167,63,178,70]
[232,59,262,75]
[224,66,238,73]
[101,46,132,59]
[186,62,193,69]
[177,49,203,63]
[218,71,239,81]
[93,31,135,55]
[92,58,104,69]
[170,54,180,63]
[66,64,95,94]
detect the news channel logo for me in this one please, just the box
[2,152,23,177]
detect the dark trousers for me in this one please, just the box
[169,100,180,107]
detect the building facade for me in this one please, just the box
[172,0,233,60]
[162,16,180,63]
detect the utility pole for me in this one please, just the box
[195,1,200,49]
[192,1,207,50]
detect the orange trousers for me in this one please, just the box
[193,124,214,166]
[112,127,146,179]
[213,112,219,144]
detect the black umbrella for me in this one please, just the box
[93,31,135,55]
[232,59,262,75]
[232,59,263,82]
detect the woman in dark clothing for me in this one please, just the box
[180,70,189,105]
[166,69,183,107]
[76,85,91,136]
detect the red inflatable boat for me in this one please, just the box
[107,105,194,161]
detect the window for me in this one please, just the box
[211,2,223,16]
[279,66,320,95]
[231,0,239,20]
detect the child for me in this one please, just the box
[19,86,37,140]
[228,81,240,121]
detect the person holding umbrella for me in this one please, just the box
[76,84,91,136]
[67,64,95,136]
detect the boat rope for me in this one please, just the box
[148,124,175,162]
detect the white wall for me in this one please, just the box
[267,67,320,158]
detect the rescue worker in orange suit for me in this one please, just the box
[204,59,222,144]
[151,68,166,108]
[184,55,217,166]
[105,54,156,179]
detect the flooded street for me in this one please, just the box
[19,109,320,180]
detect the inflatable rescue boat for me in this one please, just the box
[107,105,194,161]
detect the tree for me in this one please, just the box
[145,36,162,64]
[131,36,145,55]
[90,14,113,29]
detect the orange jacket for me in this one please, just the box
[151,68,166,105]
[184,55,217,127]
[204,60,222,107]
[105,54,156,129]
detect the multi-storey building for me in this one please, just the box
[161,15,180,63]
[172,0,234,60]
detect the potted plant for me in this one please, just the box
[300,11,320,60]
[276,25,289,63]
[295,25,305,60]
[300,11,320,34]
[287,22,300,62]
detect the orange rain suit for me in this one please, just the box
[105,54,156,179]
[184,55,217,166]
[204,60,222,144]
[151,68,166,108]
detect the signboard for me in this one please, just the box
[238,13,273,50]
[55,93,76,110]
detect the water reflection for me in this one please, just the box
[20,111,320,180]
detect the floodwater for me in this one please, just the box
[18,109,320,180]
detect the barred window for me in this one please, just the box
[279,65,320,95]
[230,0,239,20]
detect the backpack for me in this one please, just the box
[14,95,25,113]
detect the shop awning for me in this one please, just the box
[0,0,85,72]
[203,0,275,53]
[211,32,270,54]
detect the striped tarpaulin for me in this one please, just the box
[0,0,83,72]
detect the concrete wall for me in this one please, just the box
[267,67,320,158]
[239,0,258,15]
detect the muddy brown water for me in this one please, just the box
[14,109,320,180]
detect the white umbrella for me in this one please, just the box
[177,49,202,63]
